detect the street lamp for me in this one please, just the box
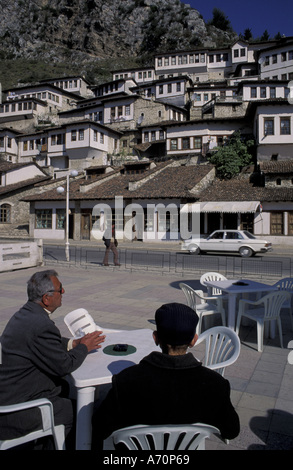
[57,170,78,261]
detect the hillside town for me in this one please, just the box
[1,36,293,244]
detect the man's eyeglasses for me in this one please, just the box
[45,284,63,295]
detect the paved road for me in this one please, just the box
[43,241,293,280]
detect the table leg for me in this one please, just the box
[227,293,237,330]
[75,386,96,450]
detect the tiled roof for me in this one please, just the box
[0,175,51,196]
[259,161,293,174]
[198,174,293,202]
[23,163,214,201]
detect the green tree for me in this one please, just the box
[260,29,270,41]
[243,28,253,41]
[208,8,232,32]
[207,132,255,179]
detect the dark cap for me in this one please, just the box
[155,303,199,346]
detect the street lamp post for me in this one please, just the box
[57,170,78,261]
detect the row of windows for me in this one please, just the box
[169,136,203,151]
[0,101,37,113]
[110,105,131,119]
[157,53,206,67]
[35,209,66,229]
[144,130,165,142]
[0,137,12,148]
[263,50,293,66]
[250,86,290,99]
[12,92,60,103]
[158,82,182,94]
[264,117,291,135]
[114,70,153,81]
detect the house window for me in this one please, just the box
[144,132,149,142]
[182,137,190,150]
[35,209,52,229]
[0,204,11,223]
[79,130,84,140]
[264,118,274,136]
[125,105,130,116]
[56,209,65,229]
[270,87,276,98]
[288,212,293,235]
[168,84,172,93]
[280,117,291,135]
[71,130,77,141]
[271,212,284,235]
[194,137,202,149]
[170,139,178,150]
[234,49,239,58]
[251,87,257,98]
[176,82,181,92]
[100,133,104,144]
[260,87,267,98]
[159,85,163,94]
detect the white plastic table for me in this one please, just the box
[204,279,277,330]
[70,328,160,450]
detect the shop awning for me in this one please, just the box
[199,201,260,213]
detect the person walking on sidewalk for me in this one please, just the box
[102,224,120,266]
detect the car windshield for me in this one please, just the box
[243,230,256,239]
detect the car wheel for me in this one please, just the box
[188,244,200,255]
[239,246,253,258]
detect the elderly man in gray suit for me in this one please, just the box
[0,269,105,449]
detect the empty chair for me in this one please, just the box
[236,291,291,352]
[179,283,226,334]
[273,278,293,330]
[0,398,65,450]
[200,272,227,297]
[105,423,220,451]
[64,308,99,337]
[196,326,241,376]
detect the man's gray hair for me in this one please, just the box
[27,270,59,302]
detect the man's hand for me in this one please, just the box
[74,331,106,352]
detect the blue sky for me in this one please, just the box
[181,0,293,39]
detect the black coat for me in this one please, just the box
[93,351,240,443]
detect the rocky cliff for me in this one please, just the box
[0,0,237,65]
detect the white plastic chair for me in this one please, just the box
[64,308,100,337]
[105,423,220,450]
[273,278,293,330]
[200,272,227,296]
[179,283,226,334]
[196,326,241,376]
[287,340,293,364]
[64,308,120,337]
[0,398,65,450]
[236,291,291,352]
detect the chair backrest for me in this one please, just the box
[274,277,293,292]
[64,308,98,337]
[261,291,291,320]
[108,423,219,450]
[0,399,65,450]
[179,283,205,308]
[200,272,227,296]
[196,326,240,376]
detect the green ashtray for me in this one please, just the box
[103,344,137,356]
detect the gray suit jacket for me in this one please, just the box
[0,301,88,405]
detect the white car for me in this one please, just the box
[181,230,273,257]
